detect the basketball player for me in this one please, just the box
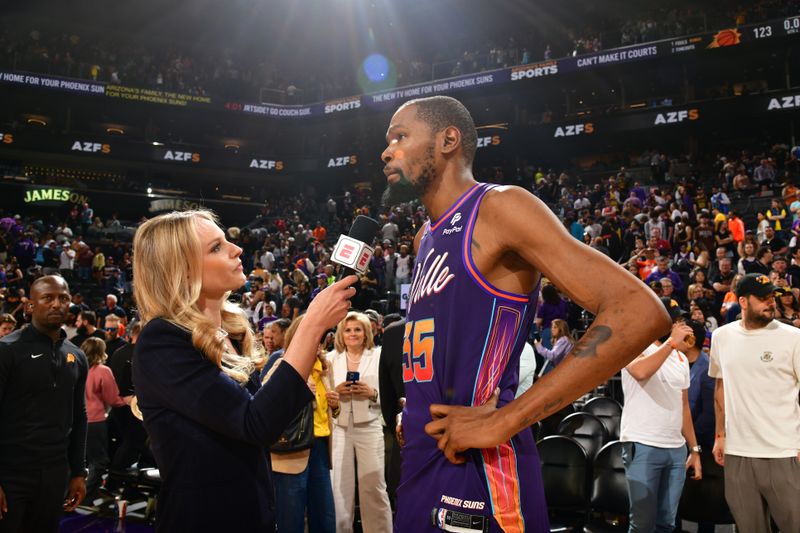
[381,96,670,532]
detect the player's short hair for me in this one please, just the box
[404,96,478,165]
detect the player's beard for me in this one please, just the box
[381,145,436,207]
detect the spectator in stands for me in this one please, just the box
[103,314,127,354]
[282,285,302,320]
[620,298,702,533]
[394,244,413,294]
[101,256,123,294]
[263,318,291,362]
[0,313,16,337]
[775,286,800,327]
[710,274,800,533]
[91,246,105,282]
[634,246,658,280]
[660,277,683,306]
[645,255,684,294]
[762,225,788,256]
[80,203,93,235]
[772,255,789,282]
[370,245,386,291]
[325,311,392,533]
[737,241,757,274]
[311,273,329,302]
[97,294,127,323]
[753,159,776,187]
[382,241,397,294]
[106,320,148,474]
[682,318,716,533]
[720,274,744,320]
[71,310,106,347]
[59,242,75,280]
[535,284,569,348]
[261,249,276,272]
[533,318,573,375]
[690,301,718,333]
[710,186,731,215]
[81,337,128,502]
[715,221,736,257]
[790,190,800,223]
[732,168,752,191]
[76,244,94,281]
[789,247,800,290]
[264,316,336,533]
[381,219,399,244]
[710,258,735,318]
[254,301,277,332]
[748,246,773,275]
[694,213,716,253]
[766,198,788,234]
[41,241,59,275]
[727,210,745,245]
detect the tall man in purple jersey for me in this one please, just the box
[381,96,671,533]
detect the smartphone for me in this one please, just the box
[346,371,360,384]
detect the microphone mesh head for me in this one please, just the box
[348,215,380,244]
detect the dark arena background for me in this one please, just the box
[0,0,798,531]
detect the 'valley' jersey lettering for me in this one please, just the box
[396,183,550,532]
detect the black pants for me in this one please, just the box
[86,421,109,498]
[108,409,153,471]
[0,463,70,533]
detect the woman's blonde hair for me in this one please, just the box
[133,209,262,384]
[81,337,107,366]
[551,319,572,341]
[333,311,374,353]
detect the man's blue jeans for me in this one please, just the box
[621,442,686,533]
[273,437,335,533]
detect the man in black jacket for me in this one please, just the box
[107,320,151,473]
[0,275,88,532]
[378,317,405,508]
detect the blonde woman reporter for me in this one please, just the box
[131,210,356,533]
[326,312,392,533]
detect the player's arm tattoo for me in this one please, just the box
[571,325,612,358]
[522,397,563,428]
[471,237,481,250]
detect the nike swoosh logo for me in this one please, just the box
[31,353,44,359]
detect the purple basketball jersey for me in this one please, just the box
[396,183,550,532]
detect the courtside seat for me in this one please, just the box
[538,435,591,532]
[583,441,628,533]
[558,412,608,460]
[539,403,576,439]
[581,397,622,442]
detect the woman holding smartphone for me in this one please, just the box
[325,311,392,533]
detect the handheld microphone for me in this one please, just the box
[331,215,380,280]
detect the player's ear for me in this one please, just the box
[441,126,461,156]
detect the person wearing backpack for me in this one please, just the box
[264,316,335,533]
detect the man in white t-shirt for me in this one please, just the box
[709,273,800,533]
[620,297,702,532]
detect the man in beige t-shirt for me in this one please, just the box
[709,273,800,533]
